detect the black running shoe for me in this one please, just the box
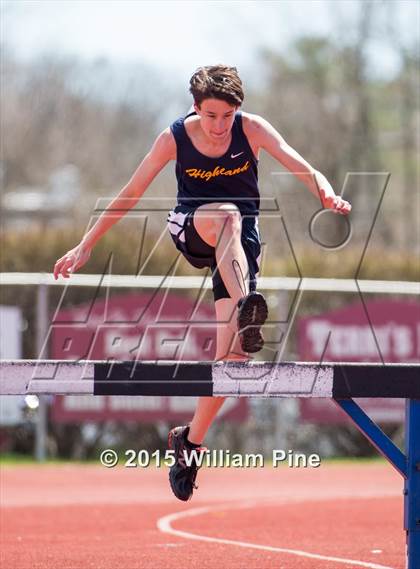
[237,292,268,353]
[168,425,207,502]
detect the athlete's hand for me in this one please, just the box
[320,190,351,215]
[53,243,91,280]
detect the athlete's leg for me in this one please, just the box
[167,205,264,500]
[190,201,267,354]
[192,203,250,303]
[187,296,248,444]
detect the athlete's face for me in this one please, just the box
[194,99,238,142]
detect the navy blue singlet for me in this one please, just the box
[170,111,260,215]
[167,111,262,301]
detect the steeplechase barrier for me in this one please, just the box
[0,359,419,567]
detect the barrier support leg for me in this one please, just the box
[405,399,420,569]
[334,398,407,477]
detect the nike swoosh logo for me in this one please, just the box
[231,152,244,159]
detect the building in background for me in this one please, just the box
[0,305,24,430]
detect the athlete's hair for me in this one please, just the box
[189,65,244,108]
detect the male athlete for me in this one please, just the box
[54,65,351,501]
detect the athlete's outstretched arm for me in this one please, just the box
[54,128,176,279]
[245,114,351,214]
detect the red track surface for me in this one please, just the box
[1,462,404,569]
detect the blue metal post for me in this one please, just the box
[334,398,407,477]
[405,399,420,569]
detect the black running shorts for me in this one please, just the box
[167,204,261,302]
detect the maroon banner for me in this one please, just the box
[299,398,405,425]
[52,292,218,361]
[298,299,420,424]
[52,394,248,423]
[298,300,420,363]
[51,292,249,423]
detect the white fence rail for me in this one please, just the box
[1,272,419,294]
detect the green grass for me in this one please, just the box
[0,452,388,467]
[0,453,97,466]
[263,455,387,468]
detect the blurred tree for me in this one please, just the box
[250,0,418,253]
[384,2,420,251]
[1,54,162,190]
[1,3,418,255]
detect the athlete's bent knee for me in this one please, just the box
[213,204,242,232]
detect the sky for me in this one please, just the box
[2,0,419,87]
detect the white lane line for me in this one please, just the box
[157,501,396,569]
